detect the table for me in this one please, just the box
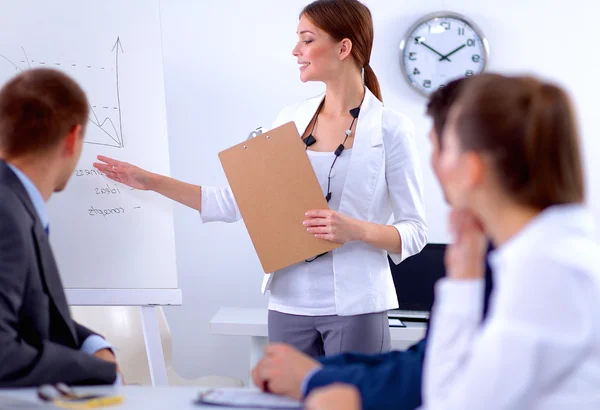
[208,307,427,385]
[0,386,243,410]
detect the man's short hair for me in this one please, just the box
[0,68,88,158]
[425,78,468,145]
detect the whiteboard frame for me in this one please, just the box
[65,289,182,306]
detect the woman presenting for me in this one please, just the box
[94,0,427,357]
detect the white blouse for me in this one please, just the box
[200,88,428,316]
[269,149,352,316]
[422,204,600,410]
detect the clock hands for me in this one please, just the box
[415,38,469,63]
[416,38,452,62]
[439,44,467,61]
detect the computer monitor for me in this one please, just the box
[388,243,447,319]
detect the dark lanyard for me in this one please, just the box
[303,99,363,203]
[303,95,364,263]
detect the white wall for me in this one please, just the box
[159,0,600,382]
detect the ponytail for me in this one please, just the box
[363,64,382,102]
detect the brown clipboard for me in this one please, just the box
[218,121,341,273]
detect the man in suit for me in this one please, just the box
[0,68,121,386]
[252,78,493,410]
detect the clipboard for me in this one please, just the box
[195,389,302,409]
[218,121,341,273]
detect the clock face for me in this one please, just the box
[400,13,489,96]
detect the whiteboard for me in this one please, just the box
[0,0,178,290]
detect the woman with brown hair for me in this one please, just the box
[303,73,600,409]
[94,0,427,357]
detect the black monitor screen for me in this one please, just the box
[389,243,447,312]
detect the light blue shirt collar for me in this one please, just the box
[7,163,49,229]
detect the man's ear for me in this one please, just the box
[339,38,353,61]
[63,124,83,157]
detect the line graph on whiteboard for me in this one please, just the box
[0,37,126,149]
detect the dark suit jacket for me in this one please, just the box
[305,247,495,410]
[0,160,117,387]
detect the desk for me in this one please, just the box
[208,307,427,385]
[0,386,243,410]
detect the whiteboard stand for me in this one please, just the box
[140,305,168,386]
[65,289,183,386]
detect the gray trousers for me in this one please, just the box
[268,310,391,358]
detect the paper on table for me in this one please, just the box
[196,389,302,409]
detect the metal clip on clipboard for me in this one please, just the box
[247,126,266,140]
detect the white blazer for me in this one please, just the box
[200,88,427,315]
[422,204,600,409]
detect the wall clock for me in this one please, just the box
[400,12,490,96]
